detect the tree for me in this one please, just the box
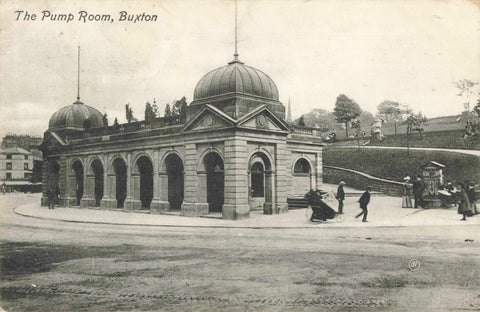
[113,117,120,129]
[164,103,172,118]
[404,111,427,155]
[454,79,480,114]
[475,99,480,117]
[102,113,108,128]
[333,94,362,137]
[350,118,364,149]
[145,101,160,122]
[297,108,335,130]
[171,97,187,116]
[405,112,427,139]
[144,102,156,122]
[125,103,136,123]
[298,115,306,126]
[376,100,405,134]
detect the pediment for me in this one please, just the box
[39,132,66,151]
[240,113,282,131]
[183,105,235,132]
[183,104,290,133]
[236,106,290,132]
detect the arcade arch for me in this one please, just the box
[71,159,84,206]
[203,152,224,213]
[111,157,127,208]
[90,159,104,207]
[248,152,273,212]
[165,153,184,210]
[135,155,153,209]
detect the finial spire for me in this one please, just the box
[74,46,83,104]
[77,46,80,100]
[228,0,243,64]
[287,97,292,123]
[232,0,241,62]
[234,0,238,59]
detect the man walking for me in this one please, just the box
[355,186,371,222]
[412,175,424,208]
[336,181,345,214]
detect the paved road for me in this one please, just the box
[1,194,480,311]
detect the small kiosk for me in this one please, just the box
[422,161,445,208]
[370,118,384,142]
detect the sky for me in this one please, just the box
[1,0,479,137]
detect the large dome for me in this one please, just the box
[48,100,103,130]
[193,59,279,101]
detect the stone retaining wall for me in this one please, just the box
[323,165,404,196]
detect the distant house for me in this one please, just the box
[0,146,42,192]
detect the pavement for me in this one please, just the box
[9,183,480,228]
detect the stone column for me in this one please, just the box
[274,142,288,214]
[101,154,115,209]
[158,172,169,210]
[285,152,293,198]
[131,172,141,210]
[81,156,92,208]
[223,138,249,220]
[81,173,95,208]
[41,159,49,206]
[64,157,75,207]
[124,152,134,210]
[315,151,323,188]
[150,149,162,212]
[196,172,207,203]
[58,156,67,207]
[263,171,273,214]
[66,172,76,207]
[181,144,207,216]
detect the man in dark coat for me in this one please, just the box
[47,186,56,209]
[412,175,424,208]
[336,181,345,214]
[355,186,371,222]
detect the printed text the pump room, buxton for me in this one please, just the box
[14,11,158,23]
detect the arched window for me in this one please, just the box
[294,158,311,175]
[251,162,264,198]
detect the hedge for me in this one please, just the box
[323,147,480,185]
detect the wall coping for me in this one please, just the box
[323,165,405,186]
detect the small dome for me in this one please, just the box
[194,59,279,101]
[48,100,103,130]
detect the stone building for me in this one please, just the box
[40,53,324,220]
[0,146,40,192]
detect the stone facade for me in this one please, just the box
[40,55,324,220]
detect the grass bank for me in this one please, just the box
[323,147,480,184]
[368,129,480,150]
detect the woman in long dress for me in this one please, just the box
[458,183,473,221]
[402,176,413,208]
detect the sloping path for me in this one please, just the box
[331,145,480,156]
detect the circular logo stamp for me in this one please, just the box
[408,258,421,271]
